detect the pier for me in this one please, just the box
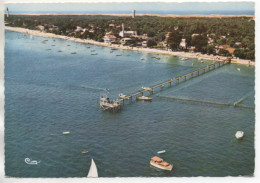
[100,59,231,111]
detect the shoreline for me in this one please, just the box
[5,26,254,66]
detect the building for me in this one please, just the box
[215,45,235,55]
[179,39,187,49]
[75,26,84,32]
[192,33,200,37]
[37,25,45,31]
[142,41,147,47]
[135,34,148,40]
[132,10,136,18]
[158,41,168,47]
[103,32,117,44]
[121,38,132,45]
[119,23,137,37]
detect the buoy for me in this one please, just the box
[63,131,70,135]
[235,131,244,139]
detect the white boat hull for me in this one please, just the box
[235,131,244,139]
[150,162,172,171]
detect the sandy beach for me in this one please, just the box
[5,26,254,66]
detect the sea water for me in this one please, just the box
[4,30,255,177]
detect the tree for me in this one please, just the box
[191,35,208,52]
[218,49,231,57]
[206,45,215,55]
[167,31,182,51]
[147,40,157,48]
[234,49,245,59]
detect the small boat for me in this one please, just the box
[63,131,70,135]
[180,57,188,60]
[116,54,122,56]
[235,131,244,139]
[119,93,127,99]
[87,159,98,178]
[150,156,173,171]
[82,150,88,154]
[141,58,145,60]
[142,87,152,91]
[156,57,160,60]
[71,52,77,54]
[237,68,241,71]
[157,150,166,154]
[91,53,98,55]
[136,96,152,101]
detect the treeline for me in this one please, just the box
[5,15,255,60]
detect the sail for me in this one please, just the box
[87,159,98,178]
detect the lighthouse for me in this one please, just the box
[6,7,9,17]
[132,10,136,18]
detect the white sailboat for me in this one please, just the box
[87,159,98,178]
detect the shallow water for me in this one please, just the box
[5,30,255,177]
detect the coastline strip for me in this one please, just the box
[5,26,254,66]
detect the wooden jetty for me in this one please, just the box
[100,59,231,111]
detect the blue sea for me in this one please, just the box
[5,30,255,177]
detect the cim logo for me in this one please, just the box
[25,158,41,165]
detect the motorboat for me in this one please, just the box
[87,159,98,178]
[63,131,70,135]
[119,93,127,99]
[150,156,173,171]
[82,150,88,154]
[235,131,244,139]
[142,87,152,91]
[157,150,166,154]
[136,96,152,101]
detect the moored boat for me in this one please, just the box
[62,131,70,135]
[119,93,127,99]
[150,156,173,171]
[136,96,152,101]
[157,150,166,154]
[235,131,244,139]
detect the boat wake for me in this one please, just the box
[80,85,109,91]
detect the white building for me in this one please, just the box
[119,23,137,37]
[142,41,147,47]
[121,38,132,45]
[37,25,45,31]
[179,39,187,49]
[103,32,117,44]
[192,33,200,37]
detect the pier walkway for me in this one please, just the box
[100,59,231,111]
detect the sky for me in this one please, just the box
[4,1,255,14]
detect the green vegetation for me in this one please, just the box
[5,15,255,60]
